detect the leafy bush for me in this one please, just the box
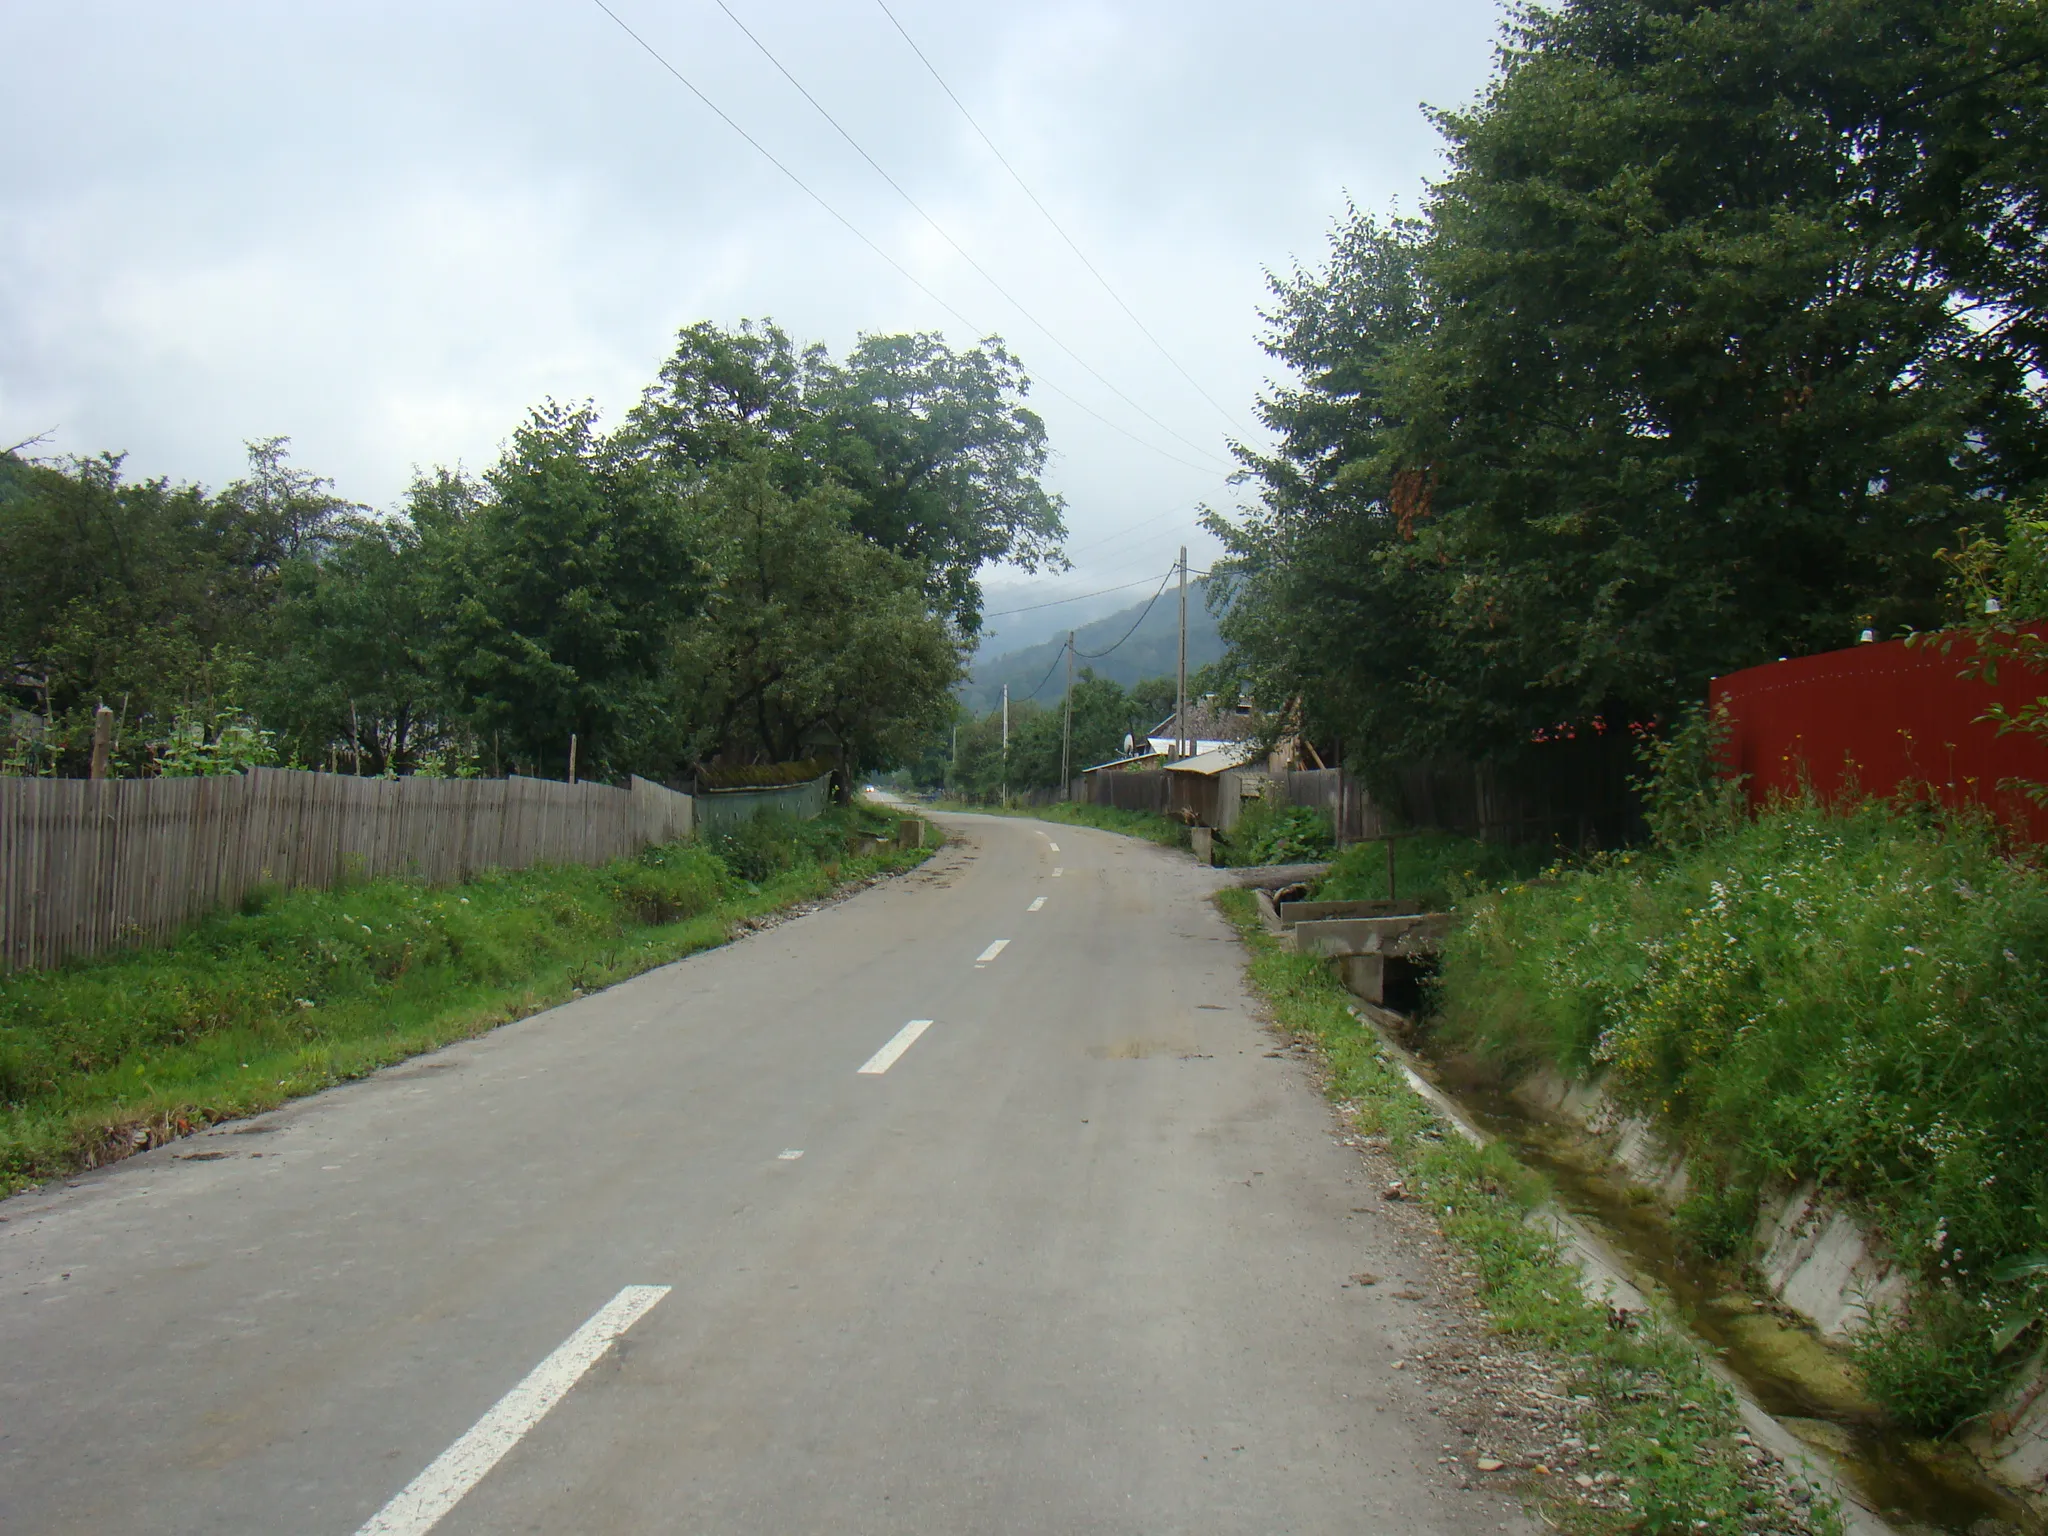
[1435,800,2048,1429]
[1853,1285,2008,1434]
[608,843,729,925]
[156,708,280,777]
[1221,800,1333,866]
[1631,705,1748,852]
[1670,1165,1761,1261]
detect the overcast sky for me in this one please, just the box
[3,0,1507,634]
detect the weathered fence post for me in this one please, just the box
[89,706,114,781]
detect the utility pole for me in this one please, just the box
[1000,682,1009,806]
[567,733,578,786]
[1060,630,1075,799]
[1175,546,1188,760]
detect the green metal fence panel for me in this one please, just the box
[691,773,832,837]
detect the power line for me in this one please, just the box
[1078,566,1177,659]
[1061,505,1195,558]
[983,572,1163,618]
[711,0,1232,473]
[996,563,1176,709]
[1001,560,1215,704]
[1019,639,1070,701]
[873,0,1256,438]
[589,1,1227,478]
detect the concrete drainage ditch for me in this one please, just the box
[1251,881,2046,1534]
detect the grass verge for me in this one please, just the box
[930,798,1190,848]
[0,805,933,1195]
[1435,799,2048,1433]
[1217,887,1841,1536]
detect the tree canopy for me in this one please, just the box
[626,320,1066,634]
[1210,0,2048,782]
[2,320,1064,784]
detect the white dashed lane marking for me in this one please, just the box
[858,1020,935,1075]
[355,1286,670,1536]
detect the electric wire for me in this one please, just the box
[1023,559,1185,704]
[1061,504,1194,557]
[710,0,1232,472]
[589,0,1228,478]
[983,572,1163,618]
[1018,639,1070,701]
[1065,531,1200,582]
[1076,565,1177,659]
[995,557,1214,712]
[873,0,1256,437]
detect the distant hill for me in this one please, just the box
[970,578,1160,658]
[958,578,1225,714]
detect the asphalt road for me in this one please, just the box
[0,811,1532,1535]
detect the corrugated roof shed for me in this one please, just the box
[1163,743,1255,776]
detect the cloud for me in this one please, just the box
[1,0,1505,585]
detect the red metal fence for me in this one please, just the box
[1711,631,2048,840]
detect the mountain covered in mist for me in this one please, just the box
[958,579,1225,714]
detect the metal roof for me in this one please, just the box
[1081,749,1167,773]
[1163,742,1256,776]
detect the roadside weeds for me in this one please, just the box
[1217,887,1844,1536]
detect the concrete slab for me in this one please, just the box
[1277,898,1426,926]
[1291,913,1455,960]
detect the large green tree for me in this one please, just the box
[659,458,962,771]
[260,514,445,774]
[0,440,352,774]
[627,320,1066,632]
[416,404,697,779]
[1214,0,2048,780]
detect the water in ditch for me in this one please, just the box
[1398,1037,2041,1534]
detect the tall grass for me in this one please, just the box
[1315,830,1554,911]
[1434,801,2048,1430]
[0,805,928,1193]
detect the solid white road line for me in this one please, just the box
[1028,897,1046,912]
[975,939,1010,965]
[777,1149,804,1160]
[355,1285,670,1536]
[858,1019,935,1075]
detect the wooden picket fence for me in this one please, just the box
[0,768,697,973]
